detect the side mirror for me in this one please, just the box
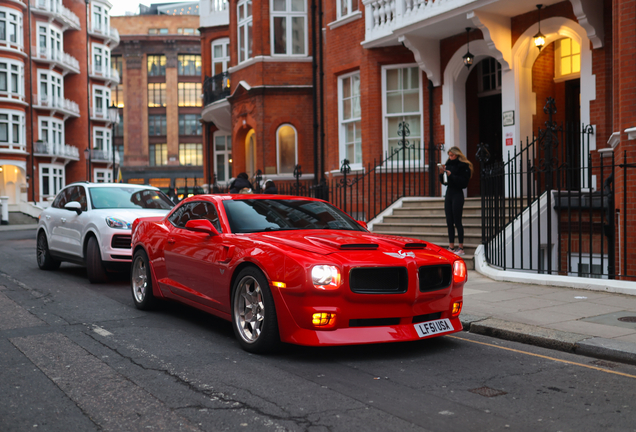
[185,219,220,236]
[357,220,368,230]
[64,201,82,215]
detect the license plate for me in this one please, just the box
[414,318,454,338]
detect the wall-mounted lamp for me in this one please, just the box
[462,28,474,69]
[534,4,546,50]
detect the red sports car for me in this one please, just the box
[130,194,466,353]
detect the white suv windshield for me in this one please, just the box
[89,187,174,210]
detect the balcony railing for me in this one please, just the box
[0,90,26,103]
[0,142,26,153]
[89,65,120,84]
[33,93,80,117]
[30,0,81,30]
[363,0,474,44]
[203,72,231,106]
[90,25,120,45]
[32,46,80,74]
[91,148,120,163]
[34,141,80,159]
[90,106,108,121]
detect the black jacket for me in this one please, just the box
[229,177,254,193]
[440,158,471,194]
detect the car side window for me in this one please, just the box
[167,202,222,232]
[67,186,88,211]
[52,188,70,209]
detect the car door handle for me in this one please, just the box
[45,215,50,220]
[167,238,175,244]
[60,218,66,223]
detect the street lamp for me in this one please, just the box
[108,103,119,183]
[84,148,90,182]
[462,28,474,69]
[533,4,546,51]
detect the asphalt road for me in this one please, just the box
[1,229,636,432]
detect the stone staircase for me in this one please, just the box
[370,197,483,269]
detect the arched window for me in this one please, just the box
[277,124,297,174]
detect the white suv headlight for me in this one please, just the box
[105,217,131,229]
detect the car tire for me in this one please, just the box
[86,236,108,284]
[131,249,157,310]
[232,267,280,354]
[36,231,61,270]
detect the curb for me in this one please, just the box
[0,224,38,232]
[460,314,636,367]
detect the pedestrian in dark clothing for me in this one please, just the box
[439,146,473,256]
[263,179,278,194]
[229,172,254,194]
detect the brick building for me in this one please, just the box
[111,5,204,197]
[0,0,118,213]
[199,0,635,280]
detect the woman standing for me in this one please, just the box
[439,147,473,255]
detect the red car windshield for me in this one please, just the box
[223,199,366,233]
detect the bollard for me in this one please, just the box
[0,196,8,225]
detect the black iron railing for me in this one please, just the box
[480,97,634,280]
[203,71,231,106]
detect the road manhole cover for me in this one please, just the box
[469,387,507,398]
[617,316,636,323]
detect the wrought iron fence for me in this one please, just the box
[480,97,634,280]
[212,122,444,221]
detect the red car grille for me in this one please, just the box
[349,267,408,294]
[418,265,452,292]
[111,235,132,249]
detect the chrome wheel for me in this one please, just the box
[233,275,265,343]
[132,255,147,303]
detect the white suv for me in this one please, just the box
[36,182,174,283]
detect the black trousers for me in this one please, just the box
[444,191,465,244]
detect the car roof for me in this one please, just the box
[66,182,160,190]
[178,194,325,205]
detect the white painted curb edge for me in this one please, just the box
[474,244,636,295]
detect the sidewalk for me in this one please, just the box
[462,270,636,366]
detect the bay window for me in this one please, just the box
[92,44,110,75]
[39,117,64,147]
[271,0,306,55]
[0,60,23,100]
[92,85,110,118]
[0,109,25,148]
[212,38,230,75]
[38,71,63,106]
[0,9,23,49]
[237,0,252,63]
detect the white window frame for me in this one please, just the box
[92,126,111,153]
[336,0,359,20]
[0,58,24,101]
[36,23,63,59]
[237,0,253,64]
[91,42,110,77]
[381,63,424,167]
[92,84,111,119]
[0,7,24,50]
[338,71,362,169]
[477,57,502,96]
[38,116,64,148]
[91,2,111,34]
[37,70,63,107]
[555,37,581,81]
[93,168,112,183]
[211,37,230,76]
[0,108,25,150]
[270,0,307,57]
[213,131,232,184]
[276,124,298,174]
[39,163,65,202]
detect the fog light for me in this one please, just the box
[312,312,336,327]
[453,260,467,284]
[452,301,463,316]
[272,281,286,288]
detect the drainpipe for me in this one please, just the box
[311,0,318,186]
[428,79,435,196]
[27,0,35,203]
[85,0,92,181]
[318,0,324,186]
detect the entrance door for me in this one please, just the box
[245,130,256,177]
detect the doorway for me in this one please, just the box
[245,129,256,177]
[564,78,581,190]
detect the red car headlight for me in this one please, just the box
[453,260,467,284]
[311,265,341,290]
